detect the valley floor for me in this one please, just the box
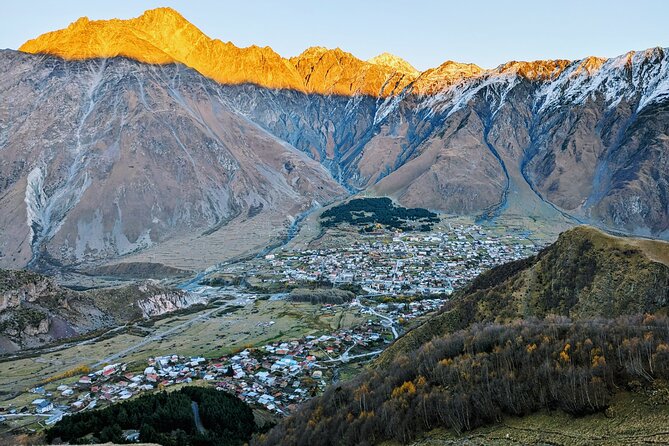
[0,293,400,435]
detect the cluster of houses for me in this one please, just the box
[210,319,388,413]
[1,223,541,431]
[6,315,391,425]
[365,298,447,322]
[13,359,205,425]
[257,224,538,294]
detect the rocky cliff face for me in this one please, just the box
[135,282,206,318]
[223,47,669,237]
[0,50,345,270]
[2,9,668,270]
[0,268,199,352]
[233,48,669,236]
[19,7,419,97]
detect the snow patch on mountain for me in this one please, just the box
[417,73,520,119]
[536,48,669,113]
[373,94,405,125]
[24,166,47,246]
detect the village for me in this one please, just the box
[0,293,451,430]
[0,222,542,433]
[223,223,540,295]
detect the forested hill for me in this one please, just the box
[377,226,669,365]
[254,226,669,446]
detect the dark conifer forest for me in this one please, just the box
[320,198,439,232]
[47,387,255,445]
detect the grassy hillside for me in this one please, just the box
[400,389,669,446]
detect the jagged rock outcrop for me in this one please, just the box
[0,270,60,311]
[19,7,419,97]
[0,268,200,352]
[135,282,206,317]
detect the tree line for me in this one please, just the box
[288,288,356,305]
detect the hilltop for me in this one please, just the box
[377,226,669,365]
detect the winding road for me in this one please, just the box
[320,299,400,364]
[367,305,399,339]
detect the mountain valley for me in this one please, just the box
[1,6,669,446]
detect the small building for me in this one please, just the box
[123,430,140,442]
[35,400,53,414]
[78,375,92,385]
[146,373,158,383]
[45,411,63,425]
[30,387,46,395]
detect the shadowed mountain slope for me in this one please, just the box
[2,9,668,270]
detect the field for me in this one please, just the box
[0,297,369,408]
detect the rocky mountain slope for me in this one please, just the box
[2,8,668,270]
[0,268,201,353]
[0,49,345,270]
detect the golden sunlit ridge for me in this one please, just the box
[19,7,603,96]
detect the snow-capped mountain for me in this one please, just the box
[1,8,667,270]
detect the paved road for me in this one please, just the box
[354,298,399,339]
[192,401,205,434]
[367,306,399,339]
[319,299,398,364]
[321,350,383,364]
[0,413,51,418]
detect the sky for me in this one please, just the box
[2,0,668,70]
